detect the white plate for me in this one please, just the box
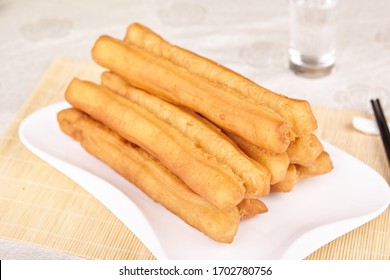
[19,102,390,259]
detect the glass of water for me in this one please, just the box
[289,0,338,78]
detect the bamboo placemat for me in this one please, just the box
[0,57,389,260]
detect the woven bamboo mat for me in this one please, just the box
[0,57,389,260]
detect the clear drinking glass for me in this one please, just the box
[289,0,338,77]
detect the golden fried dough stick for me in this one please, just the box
[92,35,294,153]
[287,134,323,167]
[271,152,333,192]
[237,199,268,220]
[271,165,299,192]
[101,71,270,198]
[65,79,245,210]
[124,22,317,136]
[297,151,333,179]
[224,131,289,185]
[57,108,240,243]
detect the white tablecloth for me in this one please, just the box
[1,0,389,259]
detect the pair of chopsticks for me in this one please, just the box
[370,99,390,167]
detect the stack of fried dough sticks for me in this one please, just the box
[57,23,333,243]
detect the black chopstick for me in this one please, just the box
[370,99,390,167]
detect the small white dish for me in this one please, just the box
[19,102,390,259]
[352,116,390,135]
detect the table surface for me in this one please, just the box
[1,0,390,259]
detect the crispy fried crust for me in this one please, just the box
[287,134,324,167]
[101,71,270,198]
[271,151,333,192]
[57,108,240,243]
[124,22,317,136]
[225,131,289,185]
[297,151,334,179]
[237,199,268,220]
[271,165,299,192]
[65,78,245,210]
[92,35,294,153]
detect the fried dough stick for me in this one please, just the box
[271,165,299,192]
[237,199,268,220]
[101,72,270,198]
[287,134,323,167]
[297,151,333,179]
[65,79,245,210]
[271,152,333,192]
[92,35,294,153]
[224,131,289,185]
[57,108,240,243]
[124,22,317,136]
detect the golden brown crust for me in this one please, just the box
[92,35,294,153]
[271,165,299,192]
[297,151,334,179]
[57,108,240,243]
[124,22,317,136]
[287,134,324,167]
[225,131,289,185]
[237,199,268,220]
[65,78,245,210]
[101,72,271,198]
